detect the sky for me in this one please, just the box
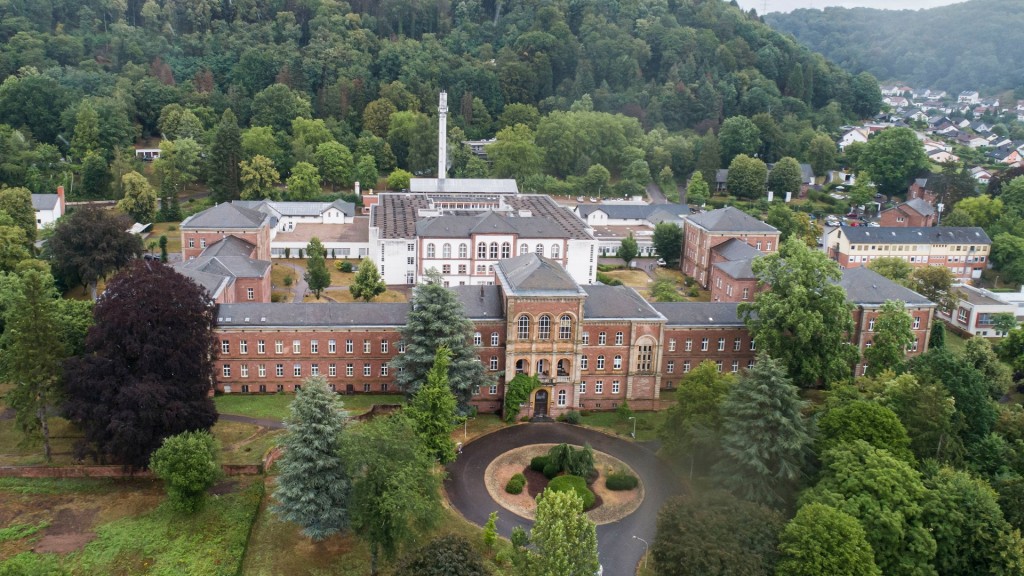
[735,0,966,13]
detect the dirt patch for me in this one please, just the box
[33,507,99,553]
[484,444,643,525]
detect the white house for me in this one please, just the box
[942,284,1018,337]
[31,186,65,229]
[839,128,870,151]
[958,91,980,105]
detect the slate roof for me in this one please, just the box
[449,285,504,320]
[838,267,934,307]
[234,199,356,218]
[31,194,59,211]
[687,206,779,234]
[181,202,270,229]
[174,236,270,298]
[835,226,990,245]
[953,284,1008,307]
[216,303,410,327]
[651,302,746,327]
[576,203,689,221]
[902,198,936,216]
[711,238,763,262]
[581,285,664,320]
[415,210,569,238]
[714,258,757,280]
[495,254,584,296]
[409,178,519,194]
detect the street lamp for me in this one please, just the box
[628,416,636,439]
[633,535,649,569]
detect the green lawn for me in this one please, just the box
[214,393,401,421]
[579,410,667,442]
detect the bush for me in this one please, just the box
[505,473,526,494]
[542,462,561,479]
[270,293,284,302]
[596,272,623,286]
[167,224,177,231]
[617,401,633,421]
[149,430,221,514]
[688,287,700,297]
[283,275,293,287]
[340,261,353,273]
[605,472,639,491]
[546,443,596,479]
[530,456,550,472]
[547,475,596,509]
[558,410,582,425]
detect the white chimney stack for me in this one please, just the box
[438,91,448,180]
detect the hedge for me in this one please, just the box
[605,472,639,491]
[546,475,596,510]
[505,473,526,495]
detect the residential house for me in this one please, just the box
[682,206,780,288]
[825,226,991,281]
[941,284,1018,337]
[878,198,937,227]
[31,185,65,229]
[969,166,992,184]
[958,91,980,105]
[839,128,870,151]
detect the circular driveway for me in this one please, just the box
[445,423,678,575]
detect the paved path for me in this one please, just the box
[445,423,678,576]
[645,181,668,204]
[275,261,309,302]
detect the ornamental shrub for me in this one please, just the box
[560,410,582,425]
[547,475,596,510]
[530,456,550,472]
[506,473,526,494]
[542,462,560,479]
[340,261,353,272]
[605,472,639,491]
[149,430,221,514]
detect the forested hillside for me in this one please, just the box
[0,0,877,202]
[765,0,1024,94]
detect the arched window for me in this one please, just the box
[559,315,572,339]
[551,244,560,258]
[426,243,436,258]
[517,315,530,339]
[596,355,605,370]
[477,242,487,258]
[613,355,622,369]
[536,243,544,256]
[520,243,528,255]
[501,242,511,259]
[459,243,468,258]
[536,359,547,375]
[489,242,499,259]
[538,315,551,339]
[442,243,451,258]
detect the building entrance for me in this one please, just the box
[534,390,549,418]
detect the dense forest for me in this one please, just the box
[0,0,879,204]
[765,0,1024,95]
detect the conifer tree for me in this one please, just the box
[272,376,350,541]
[303,237,331,299]
[714,353,812,506]
[391,272,491,412]
[405,347,459,464]
[207,109,242,202]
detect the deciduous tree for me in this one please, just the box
[659,360,735,475]
[391,273,490,412]
[240,155,280,200]
[149,430,221,513]
[273,376,350,541]
[816,399,914,462]
[62,261,218,467]
[719,116,761,166]
[864,299,915,375]
[909,349,997,448]
[652,222,683,266]
[807,133,836,180]
[861,127,928,196]
[349,257,385,302]
[616,233,638,264]
[686,171,710,206]
[0,186,36,248]
[303,237,331,299]
[768,156,802,196]
[286,162,321,200]
[867,256,913,283]
[741,238,858,386]
[726,154,767,200]
[405,347,458,464]
[46,208,143,300]
[776,503,880,576]
[529,489,599,576]
[313,141,354,191]
[116,171,158,223]
[394,534,492,576]
[486,123,543,186]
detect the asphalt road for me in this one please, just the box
[444,423,678,575]
[645,181,669,204]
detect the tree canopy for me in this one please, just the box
[46,208,143,300]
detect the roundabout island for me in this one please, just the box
[445,422,677,575]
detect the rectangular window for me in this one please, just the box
[363,340,371,354]
[558,390,567,406]
[329,363,336,377]
[868,319,875,331]
[597,356,605,370]
[258,364,266,377]
[293,340,301,354]
[363,383,371,392]
[490,384,498,395]
[329,339,336,353]
[458,264,467,275]
[582,332,590,345]
[381,340,389,353]
[221,340,230,354]
[346,339,354,353]
[490,357,499,371]
[310,340,318,354]
[913,316,921,329]
[293,364,301,377]
[275,340,284,354]
[595,381,604,394]
[667,361,675,373]
[750,339,756,351]
[612,381,620,394]
[637,346,652,371]
[311,364,319,376]
[275,364,284,377]
[613,356,622,370]
[258,340,265,354]
[683,361,691,373]
[599,332,607,345]
[717,338,726,351]
[491,332,499,346]
[580,356,588,370]
[222,364,231,377]
[701,338,709,352]
[346,364,354,377]
[442,264,451,274]
[579,381,586,394]
[240,364,248,378]
[239,340,248,354]
[247,287,254,300]
[685,338,693,352]
[188,238,195,248]
[742,287,750,300]
[380,365,389,376]
[668,338,676,352]
[731,360,739,373]
[957,308,968,322]
[363,363,372,377]
[615,332,624,345]
[733,338,741,351]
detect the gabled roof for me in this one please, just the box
[234,199,356,218]
[181,202,270,230]
[686,206,779,234]
[576,203,689,221]
[902,197,936,216]
[711,238,763,262]
[651,302,746,327]
[835,226,990,245]
[216,303,410,328]
[714,258,757,280]
[838,268,934,308]
[414,210,569,238]
[449,285,504,320]
[582,285,664,320]
[31,194,59,211]
[495,253,583,296]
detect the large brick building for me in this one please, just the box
[825,226,991,281]
[683,207,780,288]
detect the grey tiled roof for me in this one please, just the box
[31,194,59,211]
[576,203,689,220]
[181,202,270,229]
[687,206,779,234]
[836,226,990,245]
[409,178,519,194]
[415,211,569,238]
[651,302,746,327]
[711,238,763,262]
[216,303,411,327]
[838,267,934,307]
[903,198,936,216]
[234,199,356,218]
[496,254,583,296]
[176,267,230,298]
[450,285,504,320]
[582,285,664,320]
[714,258,757,280]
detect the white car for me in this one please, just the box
[656,258,667,267]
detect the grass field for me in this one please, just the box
[0,477,263,575]
[147,222,182,255]
[579,410,667,442]
[214,393,401,421]
[306,287,407,303]
[212,421,284,465]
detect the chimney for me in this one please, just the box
[355,181,360,196]
[437,91,448,180]
[57,185,65,215]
